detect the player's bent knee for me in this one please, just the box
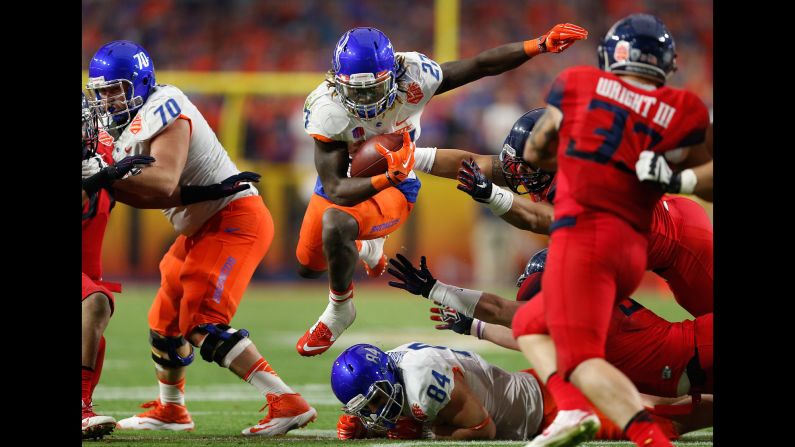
[297,263,326,278]
[149,330,195,369]
[83,292,113,320]
[195,323,252,368]
[322,209,359,245]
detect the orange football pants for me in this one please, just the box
[296,189,412,271]
[148,196,274,337]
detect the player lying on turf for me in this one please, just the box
[387,249,712,446]
[329,343,709,442]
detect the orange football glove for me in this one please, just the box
[386,416,425,439]
[337,414,368,440]
[525,23,588,56]
[371,131,416,190]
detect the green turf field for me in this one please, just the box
[86,283,711,446]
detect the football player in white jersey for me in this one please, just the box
[296,24,588,357]
[85,40,316,437]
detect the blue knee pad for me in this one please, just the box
[196,324,252,367]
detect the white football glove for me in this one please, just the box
[635,150,697,194]
[82,154,108,179]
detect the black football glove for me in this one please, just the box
[456,158,493,202]
[180,171,261,205]
[82,154,156,195]
[387,253,437,298]
[430,305,473,335]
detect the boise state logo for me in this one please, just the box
[129,114,143,135]
[406,82,424,105]
[411,403,427,421]
[98,129,114,147]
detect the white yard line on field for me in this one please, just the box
[93,383,339,404]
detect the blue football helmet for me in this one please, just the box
[516,248,547,289]
[86,40,156,130]
[330,344,404,429]
[332,28,398,120]
[500,108,555,195]
[82,92,99,160]
[597,13,677,85]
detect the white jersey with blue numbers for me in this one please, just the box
[303,51,442,144]
[387,342,545,441]
[110,84,258,236]
[302,52,443,204]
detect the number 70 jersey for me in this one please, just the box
[549,66,710,231]
[109,84,256,236]
[388,342,544,440]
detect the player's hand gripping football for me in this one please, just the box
[374,131,416,186]
[457,158,493,202]
[430,305,474,335]
[337,414,368,440]
[387,253,437,298]
[537,23,588,53]
[180,171,261,205]
[82,154,156,195]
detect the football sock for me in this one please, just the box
[159,377,186,406]
[546,372,593,411]
[319,284,356,336]
[243,357,294,396]
[82,367,95,406]
[90,336,106,395]
[357,238,385,268]
[625,410,674,446]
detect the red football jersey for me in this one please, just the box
[548,66,709,231]
[82,142,116,280]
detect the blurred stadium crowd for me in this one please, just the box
[82,0,712,162]
[82,0,711,285]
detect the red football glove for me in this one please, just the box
[386,416,425,439]
[526,23,588,56]
[337,414,368,440]
[372,131,416,190]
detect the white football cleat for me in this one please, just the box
[82,401,116,440]
[116,400,195,431]
[526,409,600,447]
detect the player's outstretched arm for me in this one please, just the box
[431,305,520,351]
[113,172,260,209]
[424,149,504,184]
[523,106,562,171]
[435,23,587,96]
[432,370,496,440]
[457,159,554,233]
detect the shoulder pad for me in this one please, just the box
[130,85,190,142]
[304,86,349,139]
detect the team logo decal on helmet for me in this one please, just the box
[332,28,399,120]
[86,40,157,131]
[597,13,677,85]
[330,344,405,429]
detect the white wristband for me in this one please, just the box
[469,319,486,339]
[678,169,697,194]
[414,146,438,173]
[427,280,482,318]
[485,185,514,216]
